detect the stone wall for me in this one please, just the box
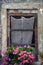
[1,3,43,56]
[0,2,43,58]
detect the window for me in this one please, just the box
[7,13,38,55]
[10,16,35,46]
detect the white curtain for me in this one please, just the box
[11,16,34,44]
[11,16,22,29]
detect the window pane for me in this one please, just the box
[11,16,22,29]
[23,17,34,29]
[11,16,34,45]
[11,31,21,44]
[22,31,33,44]
[11,16,34,30]
[11,31,33,45]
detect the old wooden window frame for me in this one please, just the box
[7,9,38,55]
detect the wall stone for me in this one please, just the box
[1,9,7,56]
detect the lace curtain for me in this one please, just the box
[11,16,34,45]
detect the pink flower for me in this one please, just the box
[1,51,5,55]
[24,45,27,48]
[19,51,24,56]
[23,51,26,54]
[18,53,26,60]
[13,48,19,54]
[18,57,21,60]
[23,60,26,63]
[1,48,8,55]
[29,55,32,58]
[30,60,32,63]
[19,51,27,56]
[16,47,19,50]
[25,60,28,63]
[13,50,18,54]
[29,54,35,61]
[27,45,30,48]
[23,54,26,56]
[23,60,28,63]
[28,57,30,60]
[21,55,25,58]
[31,54,35,60]
[27,52,31,55]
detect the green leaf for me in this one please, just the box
[13,55,18,62]
[30,47,36,54]
[8,47,13,54]
[11,44,16,49]
[16,63,19,65]
[19,48,24,52]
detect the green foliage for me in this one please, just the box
[30,47,35,54]
[6,45,35,65]
[8,47,13,54]
[11,45,16,49]
[8,45,35,55]
[8,45,16,54]
[19,48,24,52]
[19,47,35,54]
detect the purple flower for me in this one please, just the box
[18,46,22,48]
[1,62,7,65]
[1,51,5,55]
[5,57,9,60]
[9,58,12,61]
[19,62,23,65]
